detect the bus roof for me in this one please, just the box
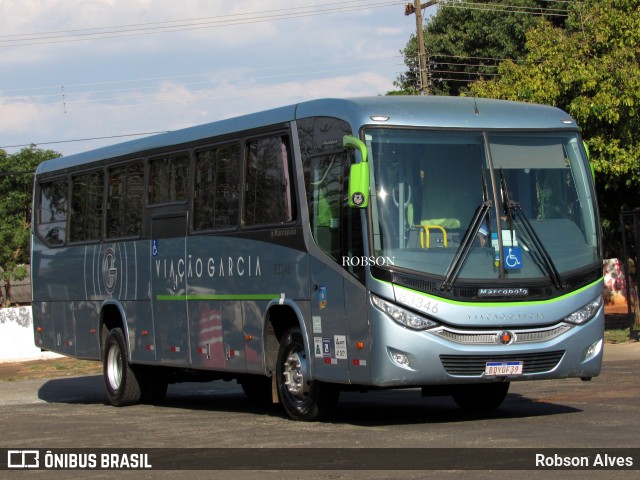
[35,96,578,175]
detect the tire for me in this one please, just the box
[451,382,510,411]
[103,328,143,407]
[276,327,339,421]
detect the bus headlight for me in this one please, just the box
[371,294,438,330]
[564,296,603,325]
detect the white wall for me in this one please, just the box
[0,307,62,363]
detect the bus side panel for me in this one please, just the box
[32,246,78,358]
[184,235,309,375]
[32,300,76,358]
[84,242,156,364]
[189,299,243,372]
[125,300,156,363]
[242,300,267,374]
[308,256,350,383]
[73,300,101,359]
[344,278,371,384]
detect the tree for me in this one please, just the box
[393,0,569,96]
[470,0,640,257]
[0,146,61,306]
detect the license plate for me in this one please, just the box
[485,361,523,376]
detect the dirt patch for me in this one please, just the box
[0,357,102,382]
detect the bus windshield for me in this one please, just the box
[368,128,599,283]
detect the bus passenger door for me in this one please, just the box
[306,151,370,385]
[309,259,349,382]
[150,214,190,366]
[306,152,351,383]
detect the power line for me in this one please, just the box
[438,0,574,16]
[0,1,404,48]
[0,0,376,40]
[1,55,403,99]
[0,131,169,150]
[0,56,404,119]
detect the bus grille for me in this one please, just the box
[439,350,565,376]
[432,324,572,345]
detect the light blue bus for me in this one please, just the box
[32,96,603,420]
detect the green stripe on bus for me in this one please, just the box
[156,294,280,301]
[380,277,603,308]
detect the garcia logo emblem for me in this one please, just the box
[497,331,515,345]
[102,247,118,295]
[351,192,365,206]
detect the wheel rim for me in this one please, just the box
[106,342,123,391]
[282,348,310,402]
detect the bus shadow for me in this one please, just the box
[37,375,107,405]
[37,376,582,426]
[328,390,582,426]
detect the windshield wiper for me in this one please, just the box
[500,170,564,290]
[440,170,491,292]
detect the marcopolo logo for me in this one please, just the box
[342,256,396,267]
[478,287,529,298]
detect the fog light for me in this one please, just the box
[584,338,603,361]
[388,348,411,369]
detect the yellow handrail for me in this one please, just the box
[419,225,447,249]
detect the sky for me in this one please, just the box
[0,0,437,157]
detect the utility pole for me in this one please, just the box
[405,1,437,95]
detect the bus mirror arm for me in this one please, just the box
[343,135,370,208]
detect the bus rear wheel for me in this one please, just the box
[451,382,510,411]
[276,327,338,421]
[103,328,143,407]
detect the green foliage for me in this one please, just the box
[470,0,640,256]
[394,0,568,95]
[0,146,61,305]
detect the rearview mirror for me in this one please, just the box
[343,135,369,208]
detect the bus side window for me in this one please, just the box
[38,179,68,246]
[148,153,189,205]
[194,144,241,230]
[244,135,295,226]
[70,170,104,243]
[107,161,144,238]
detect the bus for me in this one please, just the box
[32,96,604,420]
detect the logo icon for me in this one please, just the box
[103,247,117,295]
[497,331,515,345]
[7,450,40,469]
[351,192,365,206]
[504,246,523,270]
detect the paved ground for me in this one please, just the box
[0,340,638,479]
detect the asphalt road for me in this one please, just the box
[1,342,639,480]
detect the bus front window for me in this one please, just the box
[368,129,599,284]
[369,129,492,279]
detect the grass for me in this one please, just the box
[604,328,633,344]
[0,358,102,382]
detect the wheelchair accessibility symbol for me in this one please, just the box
[504,246,523,270]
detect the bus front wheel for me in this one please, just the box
[276,327,338,421]
[103,328,143,407]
